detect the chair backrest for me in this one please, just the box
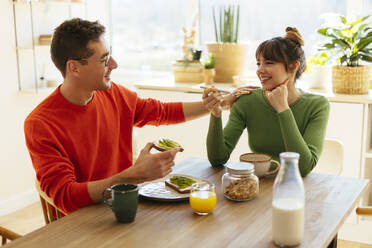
[356,207,372,216]
[35,180,65,224]
[0,226,21,246]
[313,138,344,176]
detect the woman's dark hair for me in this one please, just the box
[255,27,306,80]
[51,18,105,77]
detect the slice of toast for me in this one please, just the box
[165,176,196,194]
[165,179,191,193]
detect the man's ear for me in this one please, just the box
[66,60,80,76]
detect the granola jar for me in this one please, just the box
[222,162,259,201]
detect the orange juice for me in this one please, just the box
[189,191,217,214]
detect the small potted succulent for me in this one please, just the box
[316,14,372,94]
[203,53,216,85]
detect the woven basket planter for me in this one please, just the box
[206,43,247,83]
[332,66,371,94]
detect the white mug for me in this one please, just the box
[239,153,280,177]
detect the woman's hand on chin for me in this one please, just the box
[265,79,289,113]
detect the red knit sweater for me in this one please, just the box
[24,83,185,214]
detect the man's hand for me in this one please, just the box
[265,80,289,113]
[87,143,181,203]
[121,143,181,183]
[202,87,223,117]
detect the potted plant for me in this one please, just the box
[173,18,204,83]
[206,4,247,83]
[316,14,372,94]
[305,52,331,90]
[203,53,216,85]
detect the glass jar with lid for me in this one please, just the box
[222,162,259,201]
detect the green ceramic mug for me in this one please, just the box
[102,184,139,223]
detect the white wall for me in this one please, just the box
[0,0,110,216]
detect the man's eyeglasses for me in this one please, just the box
[76,46,112,67]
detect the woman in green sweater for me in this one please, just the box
[206,27,330,177]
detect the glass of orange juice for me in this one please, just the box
[189,182,217,215]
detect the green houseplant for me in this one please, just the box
[204,53,216,69]
[203,53,216,85]
[305,52,331,90]
[213,5,240,43]
[316,14,372,94]
[207,4,247,83]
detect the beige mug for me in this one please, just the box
[239,153,280,177]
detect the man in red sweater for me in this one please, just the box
[24,18,224,214]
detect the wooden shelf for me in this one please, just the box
[20,86,57,94]
[16,44,50,50]
[13,0,84,5]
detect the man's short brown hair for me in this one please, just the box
[51,18,105,77]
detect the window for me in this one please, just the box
[110,0,370,82]
[366,0,372,14]
[110,0,189,82]
[199,0,347,73]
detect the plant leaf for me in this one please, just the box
[212,7,219,42]
[340,15,347,24]
[320,43,336,49]
[339,55,348,65]
[220,7,223,42]
[361,55,372,62]
[350,53,362,62]
[356,37,372,50]
[235,5,239,43]
[333,38,350,48]
[317,28,329,36]
[349,15,370,27]
[353,23,369,41]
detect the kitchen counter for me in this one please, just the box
[134,76,372,104]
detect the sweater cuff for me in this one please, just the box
[69,182,93,213]
[277,108,295,123]
[209,114,222,127]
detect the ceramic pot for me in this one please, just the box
[206,43,247,83]
[204,68,215,85]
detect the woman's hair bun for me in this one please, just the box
[285,27,304,46]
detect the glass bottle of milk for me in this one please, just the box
[272,152,305,247]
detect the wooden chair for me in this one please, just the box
[356,206,372,216]
[313,140,372,219]
[0,226,21,245]
[35,180,66,224]
[133,128,139,162]
[314,138,344,176]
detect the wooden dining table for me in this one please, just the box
[6,157,369,248]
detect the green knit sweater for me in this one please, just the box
[207,89,330,177]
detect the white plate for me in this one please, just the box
[139,174,209,202]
